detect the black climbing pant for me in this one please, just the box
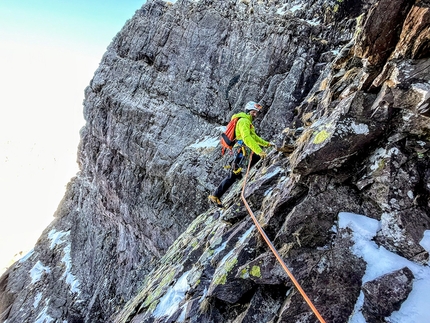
[213,153,261,199]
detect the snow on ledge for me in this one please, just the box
[338,212,430,323]
[153,271,191,318]
[30,261,51,284]
[338,212,380,241]
[33,292,43,308]
[48,229,69,249]
[189,136,219,149]
[47,228,80,294]
[277,3,303,15]
[19,249,35,263]
[419,230,430,253]
[34,305,54,323]
[62,244,81,294]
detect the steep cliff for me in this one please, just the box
[1,0,429,322]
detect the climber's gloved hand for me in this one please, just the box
[259,151,267,159]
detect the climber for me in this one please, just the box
[208,101,272,207]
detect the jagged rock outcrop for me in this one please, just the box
[362,267,414,322]
[1,0,429,323]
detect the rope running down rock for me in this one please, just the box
[240,153,327,323]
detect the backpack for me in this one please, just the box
[220,117,240,155]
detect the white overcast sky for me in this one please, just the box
[0,0,145,274]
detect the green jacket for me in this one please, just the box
[232,112,269,155]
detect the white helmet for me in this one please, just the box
[244,101,263,112]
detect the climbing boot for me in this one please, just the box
[208,195,223,208]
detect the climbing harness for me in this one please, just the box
[223,141,247,174]
[233,141,247,171]
[241,153,327,323]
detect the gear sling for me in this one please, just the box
[214,140,260,199]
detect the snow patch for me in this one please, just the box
[217,125,226,132]
[407,190,414,199]
[264,188,273,197]
[411,83,430,107]
[262,166,282,180]
[276,4,288,15]
[339,212,430,322]
[351,122,369,135]
[419,230,430,254]
[30,261,51,284]
[277,3,303,15]
[153,271,190,318]
[238,225,255,244]
[303,18,321,26]
[19,249,34,263]
[317,255,329,274]
[349,292,366,323]
[189,136,219,149]
[212,240,228,257]
[34,305,54,323]
[177,304,187,322]
[207,226,255,285]
[380,212,405,247]
[48,229,69,249]
[199,287,208,303]
[33,292,43,308]
[47,229,80,293]
[339,212,380,241]
[289,3,304,12]
[62,244,80,294]
[369,147,399,171]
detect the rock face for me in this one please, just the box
[362,267,414,322]
[1,0,429,323]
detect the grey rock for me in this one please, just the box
[362,267,414,322]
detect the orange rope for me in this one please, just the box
[240,153,327,323]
